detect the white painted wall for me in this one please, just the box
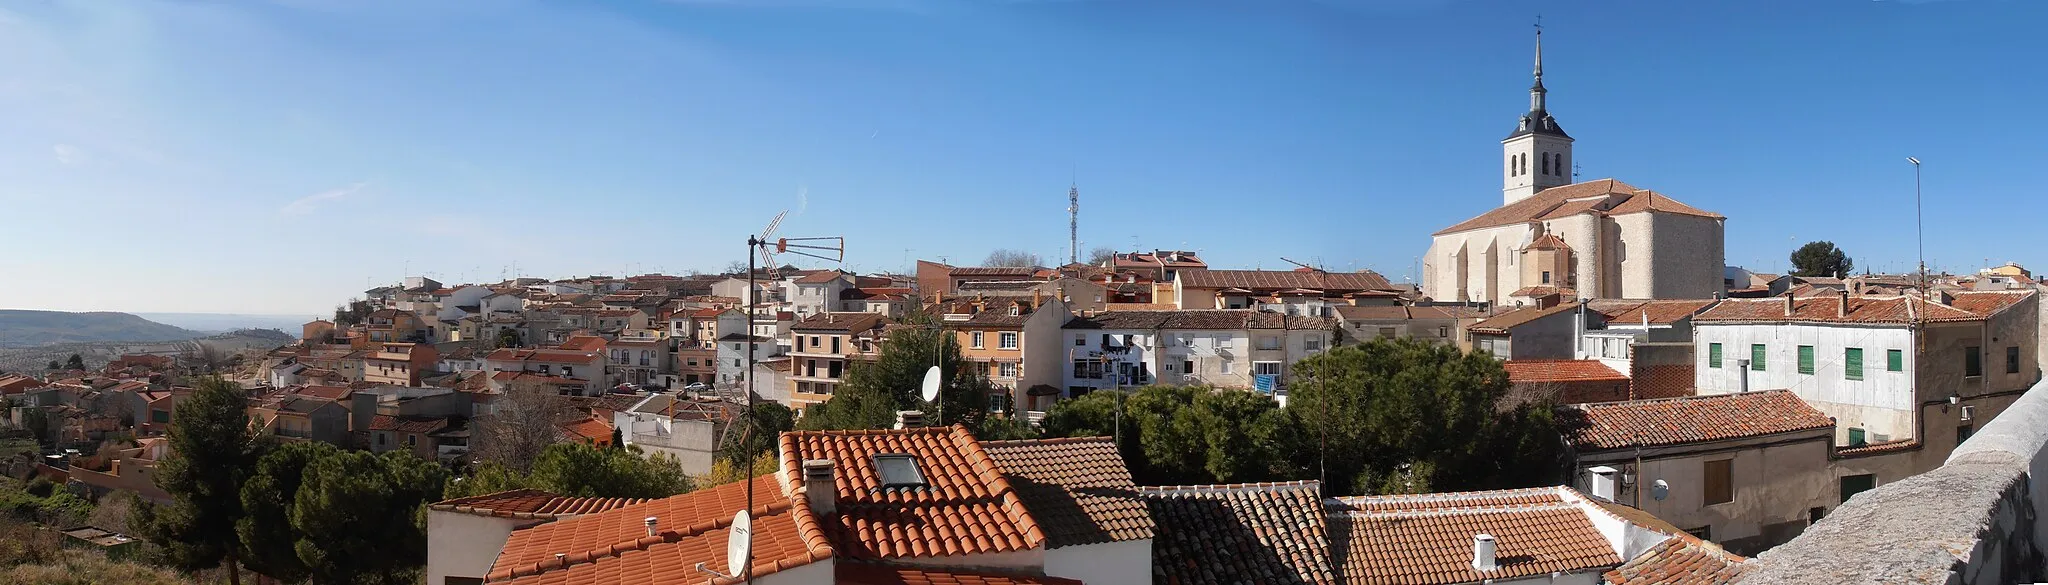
[426,510,533,585]
[1695,323,1917,440]
[1044,539,1151,585]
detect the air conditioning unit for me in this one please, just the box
[1960,405,1976,422]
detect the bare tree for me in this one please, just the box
[723,260,749,275]
[983,249,1043,268]
[1086,247,1117,266]
[471,381,571,473]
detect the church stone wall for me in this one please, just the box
[1647,212,1726,299]
[1555,214,1601,301]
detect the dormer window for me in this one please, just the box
[1008,305,1020,317]
[874,454,926,489]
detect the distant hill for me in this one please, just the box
[0,310,202,348]
[133,313,320,335]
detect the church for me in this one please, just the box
[1422,30,1726,307]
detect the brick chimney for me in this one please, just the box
[895,410,925,429]
[1783,293,1795,317]
[1837,289,1849,319]
[802,459,836,516]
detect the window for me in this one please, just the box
[828,361,842,379]
[1541,271,1551,284]
[1958,423,1975,445]
[874,454,927,489]
[2008,346,2021,374]
[1839,474,1876,504]
[1703,459,1733,505]
[810,335,821,348]
[1708,343,1722,368]
[1220,360,1232,374]
[971,332,984,348]
[1845,348,1863,381]
[1258,336,1281,350]
[1541,152,1550,175]
[1377,327,1397,338]
[1966,346,1982,377]
[999,332,1019,349]
[1750,344,1766,371]
[1438,326,1450,338]
[1797,345,1814,375]
[376,433,386,446]
[1163,362,1176,373]
[831,337,841,354]
[1254,361,1282,376]
[1887,349,1904,372]
[640,350,652,366]
[562,366,573,377]
[1182,360,1194,374]
[998,362,1018,378]
[151,410,170,423]
[1075,336,1085,347]
[1305,335,1323,351]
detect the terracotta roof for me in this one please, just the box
[1178,269,1392,292]
[980,437,1155,548]
[295,385,352,401]
[950,267,1037,277]
[558,417,614,443]
[834,564,1083,585]
[1525,233,1570,250]
[777,425,1046,560]
[489,475,832,584]
[370,415,454,434]
[1505,360,1628,384]
[1567,391,1834,451]
[430,489,648,520]
[1508,285,1576,299]
[1066,310,1337,331]
[791,312,887,334]
[795,271,846,284]
[1468,302,1579,334]
[1946,290,2033,317]
[1835,438,1919,457]
[1436,179,1722,235]
[1328,487,1622,585]
[1693,295,1980,325]
[1604,536,1748,585]
[486,348,605,363]
[1601,299,1718,325]
[1142,480,1337,585]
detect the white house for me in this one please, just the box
[424,490,646,585]
[610,394,737,476]
[1061,309,1335,396]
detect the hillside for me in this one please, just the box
[0,310,200,349]
[132,313,320,335]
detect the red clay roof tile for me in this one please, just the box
[777,425,1045,561]
[1505,360,1628,384]
[1567,391,1834,451]
[980,437,1155,548]
[1329,487,1622,585]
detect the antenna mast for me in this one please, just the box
[1068,183,1080,265]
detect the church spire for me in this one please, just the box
[1530,22,1546,113]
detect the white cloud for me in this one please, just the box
[51,144,86,166]
[280,182,366,215]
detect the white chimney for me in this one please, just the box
[1837,289,1848,318]
[802,459,837,516]
[1473,534,1498,572]
[1585,466,1618,502]
[644,516,658,537]
[1737,360,1751,393]
[895,410,926,429]
[1783,294,1795,317]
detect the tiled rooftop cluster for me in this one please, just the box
[1567,390,1834,450]
[1328,487,1620,584]
[1141,480,1339,585]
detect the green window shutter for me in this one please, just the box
[1798,346,1815,375]
[1887,349,1903,372]
[1845,348,1863,381]
[1751,344,1767,371]
[1708,343,1722,368]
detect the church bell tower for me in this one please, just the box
[1502,24,1573,206]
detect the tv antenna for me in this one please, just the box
[738,210,841,583]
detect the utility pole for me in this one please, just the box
[1909,157,1925,292]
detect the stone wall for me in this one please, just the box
[1738,378,2048,584]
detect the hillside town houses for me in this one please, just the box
[10,29,2048,585]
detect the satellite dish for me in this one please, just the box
[1651,479,1670,502]
[920,366,942,402]
[727,510,752,577]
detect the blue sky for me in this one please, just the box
[0,0,2040,315]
